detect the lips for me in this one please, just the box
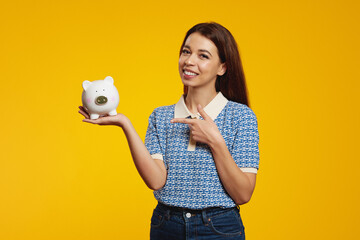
[183,69,199,77]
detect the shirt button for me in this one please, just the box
[186,212,191,218]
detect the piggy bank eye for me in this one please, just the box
[103,89,105,91]
[96,90,98,92]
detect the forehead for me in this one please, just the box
[184,32,218,53]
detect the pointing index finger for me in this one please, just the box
[170,118,193,124]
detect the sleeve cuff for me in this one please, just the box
[240,167,258,174]
[151,153,163,160]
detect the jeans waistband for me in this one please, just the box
[157,202,238,215]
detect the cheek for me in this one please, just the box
[86,98,91,104]
[178,59,185,75]
[200,62,215,75]
[178,57,186,68]
[110,96,116,102]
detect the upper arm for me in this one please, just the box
[145,110,163,157]
[231,107,260,170]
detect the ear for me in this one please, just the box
[104,76,114,85]
[82,80,92,91]
[217,63,227,76]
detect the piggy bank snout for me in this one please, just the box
[95,96,108,105]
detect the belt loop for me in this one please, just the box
[201,209,210,225]
[165,209,171,220]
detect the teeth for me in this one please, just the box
[184,70,197,76]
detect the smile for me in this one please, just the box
[184,70,198,76]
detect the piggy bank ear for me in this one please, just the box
[104,76,114,85]
[82,80,92,91]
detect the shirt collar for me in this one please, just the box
[174,92,229,120]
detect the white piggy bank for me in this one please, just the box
[82,76,119,120]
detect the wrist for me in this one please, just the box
[119,116,132,129]
[113,114,128,127]
[208,134,226,150]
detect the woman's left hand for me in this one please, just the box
[170,104,224,147]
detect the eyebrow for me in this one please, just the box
[184,45,213,57]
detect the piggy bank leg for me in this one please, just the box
[90,113,100,119]
[109,110,117,116]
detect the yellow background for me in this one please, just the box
[1,0,359,239]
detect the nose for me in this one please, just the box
[95,96,108,105]
[184,54,196,66]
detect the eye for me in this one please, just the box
[103,89,105,91]
[200,54,209,59]
[182,49,190,54]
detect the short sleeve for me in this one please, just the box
[145,110,164,162]
[231,108,260,173]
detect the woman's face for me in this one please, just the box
[179,32,226,91]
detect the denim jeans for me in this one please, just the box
[150,202,245,240]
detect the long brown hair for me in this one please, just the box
[180,22,250,107]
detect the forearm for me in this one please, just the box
[209,138,255,205]
[120,119,166,190]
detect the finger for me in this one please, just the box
[189,124,194,130]
[191,132,200,142]
[197,104,210,121]
[82,118,99,124]
[78,110,90,119]
[78,106,90,117]
[78,106,87,112]
[170,118,194,124]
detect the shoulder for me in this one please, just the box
[153,104,175,114]
[151,104,175,116]
[225,101,257,120]
[224,102,259,137]
[148,104,175,121]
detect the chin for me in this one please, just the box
[181,80,196,88]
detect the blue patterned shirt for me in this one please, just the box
[145,92,260,209]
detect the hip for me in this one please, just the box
[150,202,245,240]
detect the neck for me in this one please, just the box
[185,87,217,114]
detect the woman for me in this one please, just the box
[79,22,259,240]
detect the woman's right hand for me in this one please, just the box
[78,106,129,128]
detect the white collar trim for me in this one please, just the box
[174,92,229,120]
